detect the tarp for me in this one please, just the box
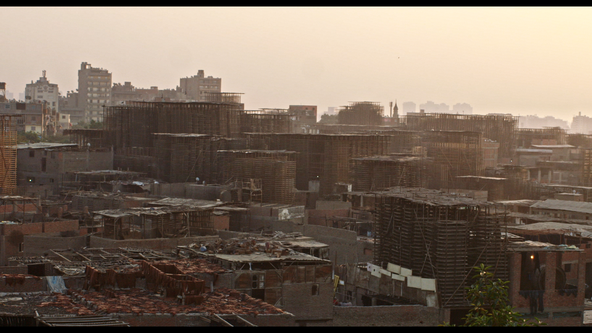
[46,276,66,293]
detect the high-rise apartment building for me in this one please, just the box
[78,62,112,123]
[25,70,60,113]
[179,70,221,101]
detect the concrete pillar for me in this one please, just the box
[548,170,552,184]
[0,235,5,266]
[508,252,522,305]
[578,251,586,304]
[538,169,542,183]
[545,252,556,293]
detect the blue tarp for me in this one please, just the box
[45,276,66,293]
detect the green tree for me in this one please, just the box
[443,264,543,327]
[17,131,41,143]
[87,119,103,129]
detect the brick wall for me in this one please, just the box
[0,266,28,275]
[306,209,349,226]
[115,312,296,327]
[331,304,448,326]
[0,275,45,292]
[0,220,79,260]
[90,235,220,251]
[508,251,586,326]
[24,234,87,256]
[281,282,333,321]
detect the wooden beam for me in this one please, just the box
[212,314,233,327]
[50,250,71,262]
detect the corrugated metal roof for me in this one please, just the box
[531,199,592,214]
[206,251,331,264]
[36,315,130,327]
[515,148,553,153]
[531,144,574,149]
[16,142,77,150]
[508,221,592,238]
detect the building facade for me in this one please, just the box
[59,91,84,126]
[24,70,59,114]
[179,70,221,101]
[0,102,44,134]
[78,62,112,123]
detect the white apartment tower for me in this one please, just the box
[25,70,60,113]
[78,62,112,123]
[179,70,221,101]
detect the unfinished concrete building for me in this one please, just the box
[245,133,392,195]
[0,115,18,195]
[102,100,244,176]
[179,238,334,326]
[421,130,484,189]
[93,204,218,240]
[216,150,297,204]
[516,127,567,148]
[344,187,509,313]
[63,128,106,149]
[350,154,433,191]
[403,112,518,162]
[152,133,223,184]
[240,110,292,134]
[337,101,384,126]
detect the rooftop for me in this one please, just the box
[531,199,592,215]
[17,142,78,150]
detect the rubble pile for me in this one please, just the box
[189,237,297,258]
[152,258,228,275]
[51,287,284,316]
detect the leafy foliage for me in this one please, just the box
[443,264,543,327]
[17,131,41,143]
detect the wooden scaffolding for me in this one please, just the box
[0,115,18,195]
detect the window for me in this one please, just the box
[312,284,319,296]
[564,263,572,273]
[29,150,35,157]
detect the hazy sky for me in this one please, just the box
[2,6,592,121]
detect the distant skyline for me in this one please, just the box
[2,6,592,122]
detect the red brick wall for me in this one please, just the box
[118,313,296,327]
[508,251,585,326]
[306,209,349,226]
[1,220,79,258]
[0,203,37,213]
[213,215,229,230]
[0,275,45,292]
[332,304,448,326]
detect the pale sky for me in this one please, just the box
[2,6,592,122]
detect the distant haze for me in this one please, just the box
[2,6,592,122]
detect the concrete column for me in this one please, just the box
[548,170,552,184]
[0,235,5,266]
[578,251,586,304]
[508,252,521,305]
[538,169,542,182]
[545,252,556,292]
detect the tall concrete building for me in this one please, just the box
[25,70,60,113]
[179,70,221,101]
[402,101,416,114]
[78,62,112,123]
[571,112,592,134]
